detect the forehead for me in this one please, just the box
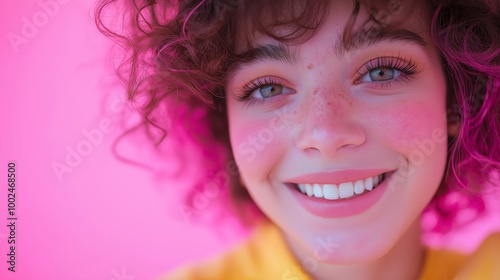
[227,0,432,82]
[234,0,429,54]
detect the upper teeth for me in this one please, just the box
[297,174,384,200]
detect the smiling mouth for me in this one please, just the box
[292,173,388,200]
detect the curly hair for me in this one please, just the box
[95,0,500,232]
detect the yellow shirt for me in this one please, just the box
[160,222,500,280]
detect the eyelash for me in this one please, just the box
[236,56,419,106]
[237,77,286,107]
[355,55,419,87]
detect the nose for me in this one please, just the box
[295,95,366,156]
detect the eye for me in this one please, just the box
[258,84,285,98]
[236,76,295,106]
[359,67,402,82]
[355,56,419,86]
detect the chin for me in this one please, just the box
[299,232,396,266]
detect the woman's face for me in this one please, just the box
[225,0,448,265]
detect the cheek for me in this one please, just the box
[229,117,289,183]
[367,99,447,153]
[366,97,448,204]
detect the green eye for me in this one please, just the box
[368,67,399,81]
[356,56,417,84]
[259,84,284,98]
[237,77,295,106]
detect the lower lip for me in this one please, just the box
[287,173,392,218]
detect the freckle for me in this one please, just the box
[307,63,314,70]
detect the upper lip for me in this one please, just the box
[286,169,393,184]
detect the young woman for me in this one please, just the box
[95,0,500,279]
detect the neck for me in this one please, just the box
[288,218,426,280]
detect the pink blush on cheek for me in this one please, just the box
[230,120,289,175]
[367,101,446,148]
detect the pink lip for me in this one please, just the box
[286,171,394,218]
[286,169,392,184]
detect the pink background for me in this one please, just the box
[0,0,499,279]
[0,1,245,279]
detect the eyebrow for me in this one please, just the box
[335,28,427,55]
[227,28,427,79]
[227,43,297,81]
